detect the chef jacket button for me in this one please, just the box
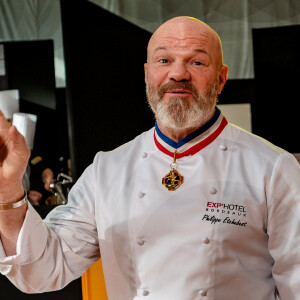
[202,237,210,244]
[138,191,145,198]
[210,187,217,194]
[219,143,227,151]
[141,152,148,158]
[141,289,150,296]
[137,238,145,246]
[199,289,207,296]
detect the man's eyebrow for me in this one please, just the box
[194,49,208,55]
[153,46,167,53]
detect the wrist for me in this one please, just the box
[0,185,25,203]
[0,189,27,210]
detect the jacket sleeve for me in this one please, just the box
[0,154,101,294]
[267,152,300,300]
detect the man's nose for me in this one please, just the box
[168,63,191,82]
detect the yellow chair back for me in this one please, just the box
[82,259,108,300]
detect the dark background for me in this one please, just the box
[60,0,153,180]
[252,24,300,153]
[0,0,299,298]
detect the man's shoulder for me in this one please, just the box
[224,123,287,160]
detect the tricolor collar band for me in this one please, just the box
[154,108,228,158]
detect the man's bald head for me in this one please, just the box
[147,16,224,68]
[144,16,229,138]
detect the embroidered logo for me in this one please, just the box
[202,201,248,227]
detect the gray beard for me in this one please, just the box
[146,80,219,130]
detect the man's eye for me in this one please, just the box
[193,61,203,66]
[159,59,169,63]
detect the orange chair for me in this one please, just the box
[81,259,108,300]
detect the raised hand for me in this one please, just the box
[0,110,30,199]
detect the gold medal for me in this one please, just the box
[162,151,184,191]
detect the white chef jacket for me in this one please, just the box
[1,110,300,300]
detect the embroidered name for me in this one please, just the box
[202,214,247,227]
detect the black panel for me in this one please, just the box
[60,0,153,179]
[19,99,68,163]
[1,40,56,109]
[218,79,255,104]
[55,87,70,163]
[252,25,300,152]
[0,76,8,90]
[0,275,82,300]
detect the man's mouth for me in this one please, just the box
[165,89,192,94]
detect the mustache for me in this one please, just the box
[158,81,200,99]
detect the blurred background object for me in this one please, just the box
[0,89,19,121]
[12,112,37,149]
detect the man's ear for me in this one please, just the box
[217,65,229,95]
[144,63,148,84]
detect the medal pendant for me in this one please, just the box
[162,169,184,191]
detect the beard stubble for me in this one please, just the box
[146,80,219,130]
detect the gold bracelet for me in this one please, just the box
[0,190,28,210]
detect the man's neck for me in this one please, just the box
[156,111,215,143]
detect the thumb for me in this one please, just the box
[7,125,31,164]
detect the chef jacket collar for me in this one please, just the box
[154,107,228,158]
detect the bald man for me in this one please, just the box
[0,17,300,300]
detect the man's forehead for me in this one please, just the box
[150,36,211,54]
[153,45,209,55]
[152,26,211,41]
[147,17,223,64]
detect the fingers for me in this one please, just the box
[0,125,30,167]
[9,125,31,160]
[0,110,10,129]
[9,125,26,146]
[0,112,30,198]
[0,109,27,150]
[0,111,28,155]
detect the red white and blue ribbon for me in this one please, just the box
[154,108,228,158]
